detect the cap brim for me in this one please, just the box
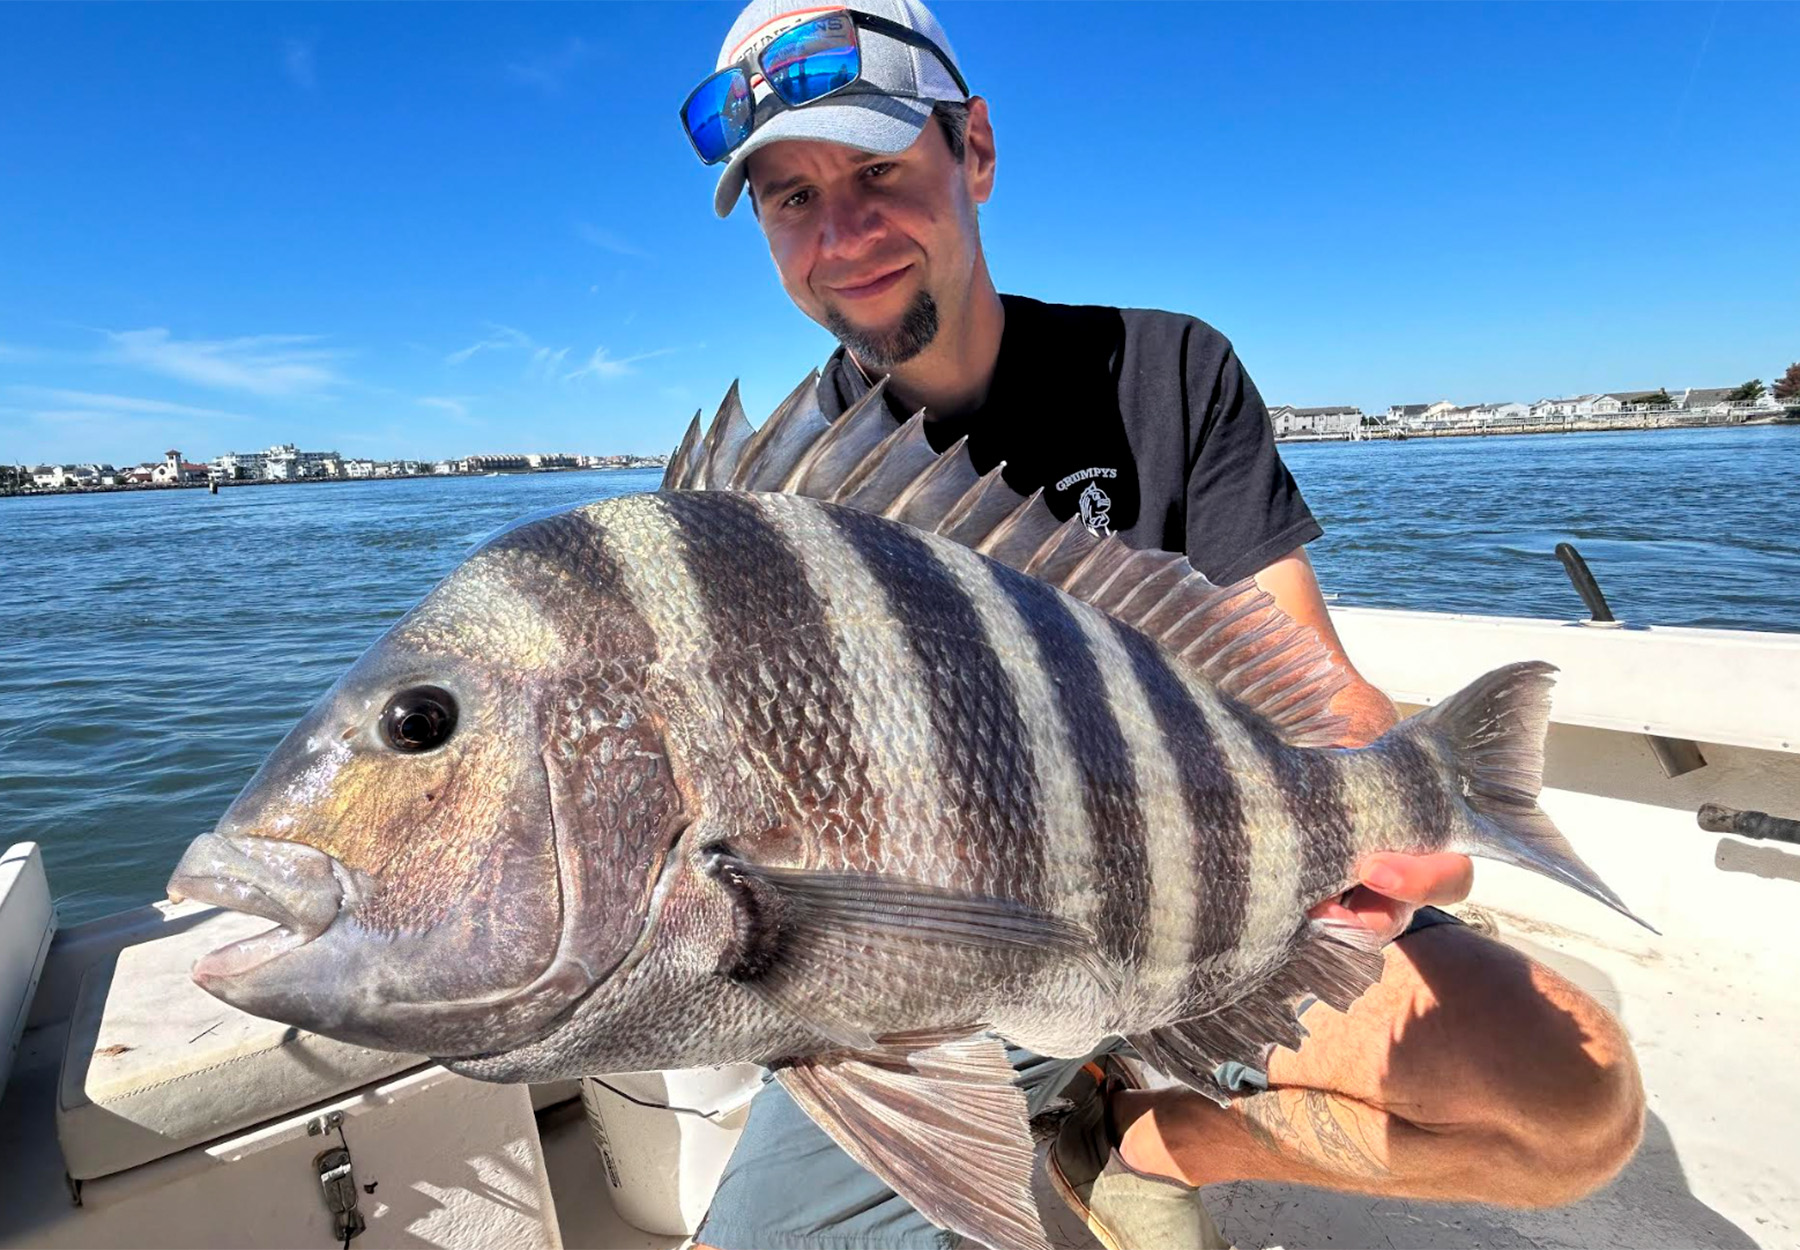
[714,93,933,218]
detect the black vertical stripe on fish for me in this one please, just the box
[1380,733,1457,845]
[1224,705,1356,914]
[993,572,1149,968]
[825,506,1047,908]
[657,493,874,841]
[478,509,656,658]
[1109,619,1248,976]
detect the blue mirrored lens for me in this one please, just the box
[684,69,753,164]
[762,15,859,106]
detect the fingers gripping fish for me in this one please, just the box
[168,373,1649,1250]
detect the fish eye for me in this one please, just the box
[380,686,458,753]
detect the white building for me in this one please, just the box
[150,450,208,485]
[209,451,267,481]
[1268,405,1363,437]
[1529,394,1606,419]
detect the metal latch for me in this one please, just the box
[310,1112,366,1245]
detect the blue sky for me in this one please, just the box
[3,1,1796,467]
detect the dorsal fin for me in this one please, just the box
[729,370,827,491]
[660,410,704,491]
[663,377,1350,746]
[696,381,753,490]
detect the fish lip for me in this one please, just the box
[168,833,346,981]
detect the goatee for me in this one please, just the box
[825,291,939,370]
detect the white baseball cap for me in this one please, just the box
[701,0,968,218]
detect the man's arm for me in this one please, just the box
[1251,545,1396,748]
[1252,545,1474,941]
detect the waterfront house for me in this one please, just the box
[1268,405,1363,437]
[1607,390,1672,410]
[1530,394,1606,419]
[1423,402,1530,429]
[1676,387,1735,414]
[1385,403,1433,424]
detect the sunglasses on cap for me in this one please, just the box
[680,7,970,166]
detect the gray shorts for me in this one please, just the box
[695,907,1462,1250]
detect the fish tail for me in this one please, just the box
[1387,660,1655,932]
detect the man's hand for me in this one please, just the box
[1249,549,1476,942]
[1308,852,1475,944]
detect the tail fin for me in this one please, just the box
[1396,661,1655,933]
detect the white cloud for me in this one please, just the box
[506,38,591,95]
[576,222,648,259]
[564,345,677,381]
[9,386,250,421]
[530,345,570,381]
[105,328,344,396]
[446,323,534,366]
[284,37,317,89]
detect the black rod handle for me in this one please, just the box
[1699,803,1800,846]
[1555,543,1616,622]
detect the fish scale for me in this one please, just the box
[171,376,1650,1250]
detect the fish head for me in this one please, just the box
[168,509,682,1059]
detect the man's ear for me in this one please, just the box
[964,96,996,204]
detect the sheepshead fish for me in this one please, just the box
[168,374,1645,1250]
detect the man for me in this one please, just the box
[679,3,1645,1247]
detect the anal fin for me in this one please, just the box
[777,1035,1052,1250]
[1130,918,1387,1102]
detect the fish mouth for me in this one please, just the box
[167,834,347,985]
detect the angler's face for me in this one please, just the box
[749,98,995,355]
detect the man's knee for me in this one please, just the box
[1391,926,1645,1201]
[1432,932,1645,1201]
[1510,980,1645,1203]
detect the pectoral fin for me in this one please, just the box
[777,1034,1051,1250]
[705,850,1112,1049]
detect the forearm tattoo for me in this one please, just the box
[1239,1088,1391,1181]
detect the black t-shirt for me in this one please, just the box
[817,293,1322,586]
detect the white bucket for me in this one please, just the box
[579,1064,767,1237]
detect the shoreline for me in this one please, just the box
[0,463,667,501]
[1277,412,1798,445]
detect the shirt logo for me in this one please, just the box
[1056,466,1117,537]
[1055,465,1117,492]
[1078,483,1112,537]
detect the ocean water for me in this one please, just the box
[3,425,1797,924]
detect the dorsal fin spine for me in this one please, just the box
[663,374,1353,747]
[885,434,971,521]
[662,411,704,491]
[729,369,823,491]
[698,381,752,489]
[831,410,926,505]
[974,488,1047,557]
[936,463,1013,540]
[1021,516,1091,577]
[779,377,889,494]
